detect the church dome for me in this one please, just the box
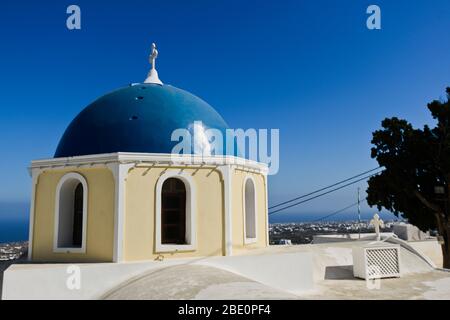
[54,83,230,158]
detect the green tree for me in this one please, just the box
[367,87,450,268]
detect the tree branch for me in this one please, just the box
[413,190,442,213]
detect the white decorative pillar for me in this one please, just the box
[27,168,42,261]
[107,162,134,262]
[218,165,233,256]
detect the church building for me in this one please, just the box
[27,44,269,262]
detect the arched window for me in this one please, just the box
[161,178,186,244]
[244,177,257,243]
[155,171,196,252]
[72,183,84,246]
[54,173,88,253]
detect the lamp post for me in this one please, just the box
[434,185,447,214]
[434,184,447,245]
[434,186,445,196]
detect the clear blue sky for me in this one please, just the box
[0,0,449,221]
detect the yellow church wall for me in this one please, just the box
[231,170,268,254]
[30,161,267,263]
[31,167,115,262]
[123,166,224,261]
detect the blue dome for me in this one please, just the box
[54,84,232,158]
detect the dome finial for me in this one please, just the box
[144,42,163,85]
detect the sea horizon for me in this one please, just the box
[268,211,400,224]
[0,201,400,243]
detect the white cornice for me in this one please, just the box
[30,152,268,174]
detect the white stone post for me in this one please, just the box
[107,162,134,262]
[218,165,233,256]
[27,168,42,261]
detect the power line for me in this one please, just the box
[312,198,368,222]
[269,167,381,210]
[268,171,380,215]
[268,173,376,215]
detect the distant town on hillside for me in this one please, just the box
[269,220,410,245]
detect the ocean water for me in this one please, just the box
[0,202,29,244]
[0,218,29,243]
[268,211,400,224]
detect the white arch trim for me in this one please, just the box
[53,172,88,253]
[243,175,258,244]
[155,170,197,253]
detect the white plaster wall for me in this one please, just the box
[196,252,314,295]
[2,261,179,300]
[2,252,313,300]
[402,240,443,268]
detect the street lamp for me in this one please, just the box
[434,185,445,195]
[434,184,447,245]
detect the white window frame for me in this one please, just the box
[155,170,197,253]
[243,175,258,244]
[53,172,88,253]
